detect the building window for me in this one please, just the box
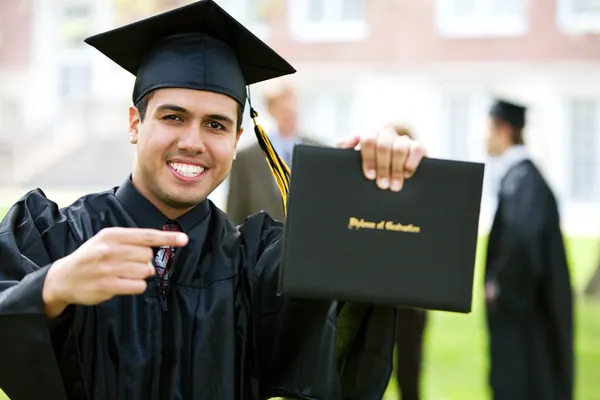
[288,0,369,42]
[557,0,600,33]
[444,95,472,161]
[58,1,94,100]
[59,64,92,99]
[568,98,600,202]
[215,0,270,39]
[441,93,500,197]
[60,3,93,49]
[435,0,528,38]
[298,88,354,144]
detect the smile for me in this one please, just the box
[168,162,205,179]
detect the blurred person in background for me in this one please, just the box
[483,99,574,400]
[391,125,427,400]
[226,81,321,223]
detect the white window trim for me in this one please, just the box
[288,0,369,43]
[435,0,529,38]
[215,0,270,40]
[439,91,492,162]
[55,0,97,101]
[297,80,357,145]
[564,95,600,204]
[557,0,600,34]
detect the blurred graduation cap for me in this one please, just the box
[84,0,294,215]
[489,98,527,129]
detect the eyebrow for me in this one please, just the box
[155,104,191,115]
[154,105,234,126]
[206,114,235,126]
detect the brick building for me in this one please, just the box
[1,0,599,235]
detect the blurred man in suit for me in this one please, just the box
[484,99,573,400]
[226,81,319,223]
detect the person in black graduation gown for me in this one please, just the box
[484,99,574,400]
[0,2,428,400]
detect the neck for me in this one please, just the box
[160,206,192,221]
[277,126,296,139]
[131,170,194,220]
[501,143,523,156]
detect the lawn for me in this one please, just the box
[383,235,600,400]
[0,205,598,400]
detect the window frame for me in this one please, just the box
[297,82,356,145]
[58,0,95,100]
[288,0,369,43]
[215,0,270,39]
[435,0,529,38]
[565,96,600,202]
[557,0,600,34]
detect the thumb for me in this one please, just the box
[336,134,360,149]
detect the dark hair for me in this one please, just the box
[511,127,524,145]
[135,90,245,131]
[491,117,524,145]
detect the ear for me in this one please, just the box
[128,106,141,144]
[499,124,514,143]
[232,127,244,160]
[234,127,244,145]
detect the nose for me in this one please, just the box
[177,124,207,154]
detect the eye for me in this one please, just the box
[162,114,183,122]
[207,121,225,130]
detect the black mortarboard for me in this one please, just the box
[489,99,527,129]
[84,0,294,215]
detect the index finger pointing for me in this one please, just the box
[114,228,189,247]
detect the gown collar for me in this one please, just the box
[496,144,530,183]
[114,175,210,233]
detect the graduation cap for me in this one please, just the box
[84,0,294,215]
[489,99,527,129]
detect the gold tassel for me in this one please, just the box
[250,107,291,217]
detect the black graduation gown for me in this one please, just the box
[0,178,397,400]
[485,160,574,400]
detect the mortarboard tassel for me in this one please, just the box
[249,107,291,217]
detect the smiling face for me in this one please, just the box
[129,88,243,219]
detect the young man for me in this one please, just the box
[0,1,425,399]
[484,99,574,400]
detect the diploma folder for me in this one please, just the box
[279,144,485,313]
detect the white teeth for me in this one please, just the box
[168,162,204,177]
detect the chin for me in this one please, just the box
[156,183,208,208]
[165,193,207,210]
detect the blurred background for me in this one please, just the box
[0,0,598,399]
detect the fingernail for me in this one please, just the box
[366,169,376,180]
[391,179,403,192]
[176,234,189,246]
[377,178,389,189]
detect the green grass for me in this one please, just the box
[0,204,598,400]
[383,236,600,400]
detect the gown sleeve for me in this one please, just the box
[485,165,554,314]
[0,190,72,400]
[250,214,397,400]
